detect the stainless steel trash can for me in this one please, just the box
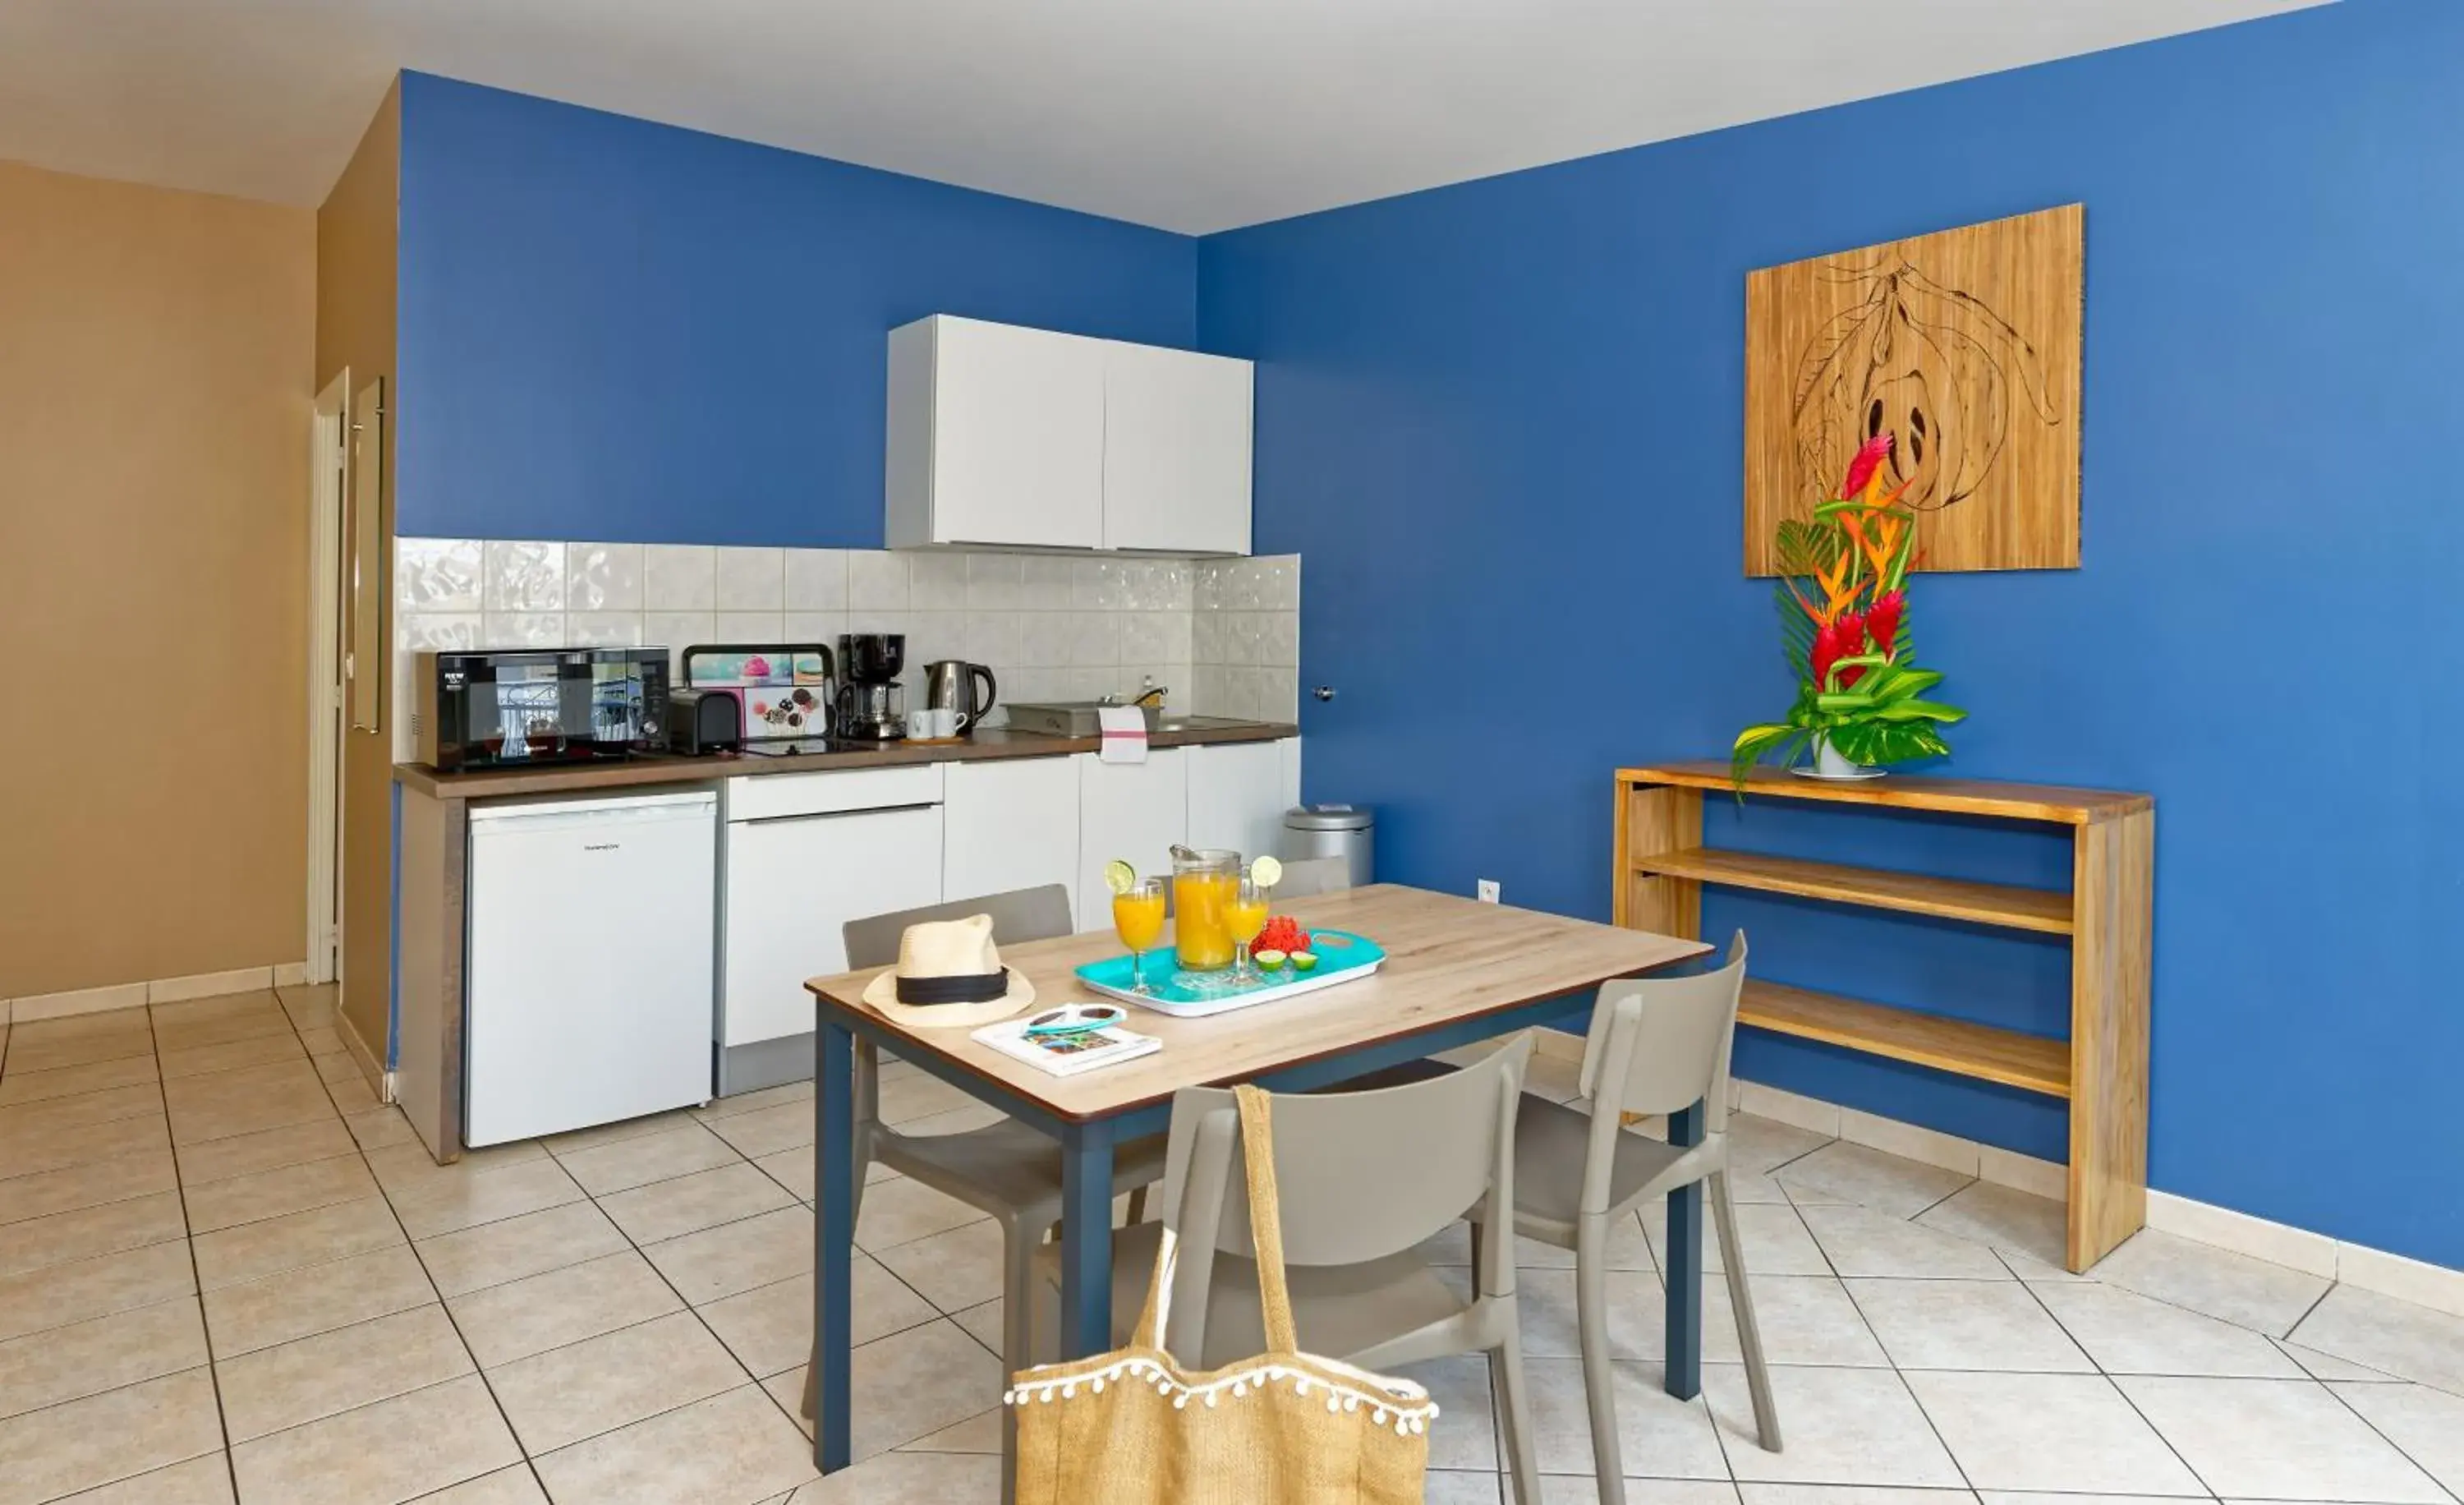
[1282,804,1374,890]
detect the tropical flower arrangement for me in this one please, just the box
[1731,432,1965,785]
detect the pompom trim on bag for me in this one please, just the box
[1004,1354,1437,1437]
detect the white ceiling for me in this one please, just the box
[0,0,2326,234]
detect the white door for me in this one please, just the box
[465,794,718,1146]
[723,804,945,1047]
[1186,739,1288,861]
[933,318,1106,548]
[1076,749,1189,930]
[1102,342,1253,554]
[944,757,1079,912]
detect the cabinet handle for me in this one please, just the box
[737,803,939,827]
[1312,686,1336,702]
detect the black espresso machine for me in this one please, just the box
[414,648,669,772]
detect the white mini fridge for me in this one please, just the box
[465,790,718,1146]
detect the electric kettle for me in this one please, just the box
[922,660,999,734]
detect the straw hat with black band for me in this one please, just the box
[862,914,1037,1028]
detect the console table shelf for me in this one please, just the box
[1615,761,2153,1272]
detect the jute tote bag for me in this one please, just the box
[1008,1085,1437,1503]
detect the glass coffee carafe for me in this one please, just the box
[1171,849,1241,971]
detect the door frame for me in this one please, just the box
[306,372,351,985]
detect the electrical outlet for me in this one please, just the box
[1477,879,1501,904]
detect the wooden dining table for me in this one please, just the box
[802,882,1711,1472]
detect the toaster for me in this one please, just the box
[666,688,744,755]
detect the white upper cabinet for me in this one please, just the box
[888,316,1107,550]
[886,315,1252,555]
[1101,342,1253,555]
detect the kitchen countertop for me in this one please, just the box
[393,720,1299,800]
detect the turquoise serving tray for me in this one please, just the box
[1073,929,1387,1019]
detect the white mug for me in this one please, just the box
[912,706,958,739]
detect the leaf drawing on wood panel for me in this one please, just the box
[1790,254,2062,513]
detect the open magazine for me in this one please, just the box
[971,1010,1161,1077]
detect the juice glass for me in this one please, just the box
[1171,849,1241,971]
[1227,877,1271,982]
[1111,878,1166,996]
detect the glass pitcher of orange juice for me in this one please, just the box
[1172,849,1241,970]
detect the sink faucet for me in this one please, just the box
[1099,679,1170,709]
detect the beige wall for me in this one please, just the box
[318,85,400,1066]
[0,159,316,1000]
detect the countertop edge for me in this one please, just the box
[393,722,1300,801]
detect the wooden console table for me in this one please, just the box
[1614,762,2153,1271]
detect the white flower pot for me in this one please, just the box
[1808,733,1879,780]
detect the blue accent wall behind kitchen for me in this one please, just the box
[392,72,1198,545]
[1199,0,2464,1266]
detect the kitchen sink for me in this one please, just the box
[1004,702,1274,737]
[1148,714,1269,734]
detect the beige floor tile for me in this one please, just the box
[543,1109,701,1158]
[2,1033,157,1077]
[2030,1280,2305,1378]
[488,1309,745,1455]
[448,1250,684,1369]
[554,1123,740,1197]
[876,1075,977,1128]
[868,1217,1002,1314]
[408,1466,548,1503]
[0,1239,195,1343]
[644,1204,814,1305]
[1705,1273,1892,1369]
[205,1243,435,1357]
[311,1052,362,1087]
[1393,1354,1503,1471]
[2092,1230,2330,1338]
[390,1157,588,1240]
[1776,1143,1974,1220]
[274,983,338,1027]
[1425,1470,1506,1505]
[531,1383,819,1505]
[166,1087,336,1148]
[699,1256,937,1382]
[1540,1482,1739,1505]
[229,1373,522,1505]
[1526,1354,1730,1480]
[778,1451,997,1504]
[758,1368,818,1442]
[883,1102,1005,1139]
[182,1154,375,1236]
[0,1052,161,1106]
[844,1319,1004,1460]
[706,1100,818,1160]
[1847,1279,2092,1372]
[292,1026,343,1058]
[2278,1337,2403,1383]
[895,1407,1001,1455]
[149,1006,292,1056]
[53,1452,236,1503]
[0,1107,169,1179]
[0,1083,165,1136]
[324,1074,382,1116]
[1710,1364,1962,1486]
[0,1150,177,1227]
[0,1296,207,1421]
[2332,1381,2464,1496]
[150,992,281,1028]
[366,1138,547,1198]
[191,1194,404,1291]
[2116,1374,2442,1502]
[159,1056,324,1109]
[753,1148,816,1203]
[1735,1490,1957,1505]
[1901,1370,2201,1495]
[695,1080,812,1121]
[853,1177,989,1254]
[0,1368,223,1505]
[597,1162,791,1245]
[216,1303,475,1442]
[172,1118,356,1189]
[951,1298,1002,1355]
[1795,1203,2011,1281]
[1642,1197,1832,1277]
[7,1006,151,1042]
[1514,1267,1667,1362]
[2288,1284,2464,1394]
[156,1033,306,1083]
[416,1201,630,1299]
[346,1107,423,1153]
[1912,1182,2069,1273]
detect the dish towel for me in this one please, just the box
[1098,705,1149,765]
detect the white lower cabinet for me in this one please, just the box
[943,756,1081,910]
[1186,739,1289,860]
[722,797,944,1049]
[1075,748,1190,931]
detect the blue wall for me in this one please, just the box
[1200,0,2464,1265]
[393,73,1198,544]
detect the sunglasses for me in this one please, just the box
[1023,1004,1127,1038]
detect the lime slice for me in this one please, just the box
[1289,950,1320,972]
[1250,854,1284,888]
[1102,859,1138,896]
[1254,949,1289,971]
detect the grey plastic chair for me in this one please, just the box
[1042,1033,1543,1503]
[1265,854,1350,898]
[1506,932,1780,1500]
[799,887,1167,1476]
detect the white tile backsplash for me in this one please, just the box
[393,539,1299,725]
[715,547,784,610]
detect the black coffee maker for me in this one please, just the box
[834,633,906,742]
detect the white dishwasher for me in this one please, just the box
[465,790,718,1146]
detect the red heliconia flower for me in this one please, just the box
[1840,433,1893,501]
[1864,590,1905,663]
[1812,610,1868,690]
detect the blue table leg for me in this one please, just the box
[1664,1100,1703,1401]
[813,1019,855,1470]
[1058,1118,1117,1359]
